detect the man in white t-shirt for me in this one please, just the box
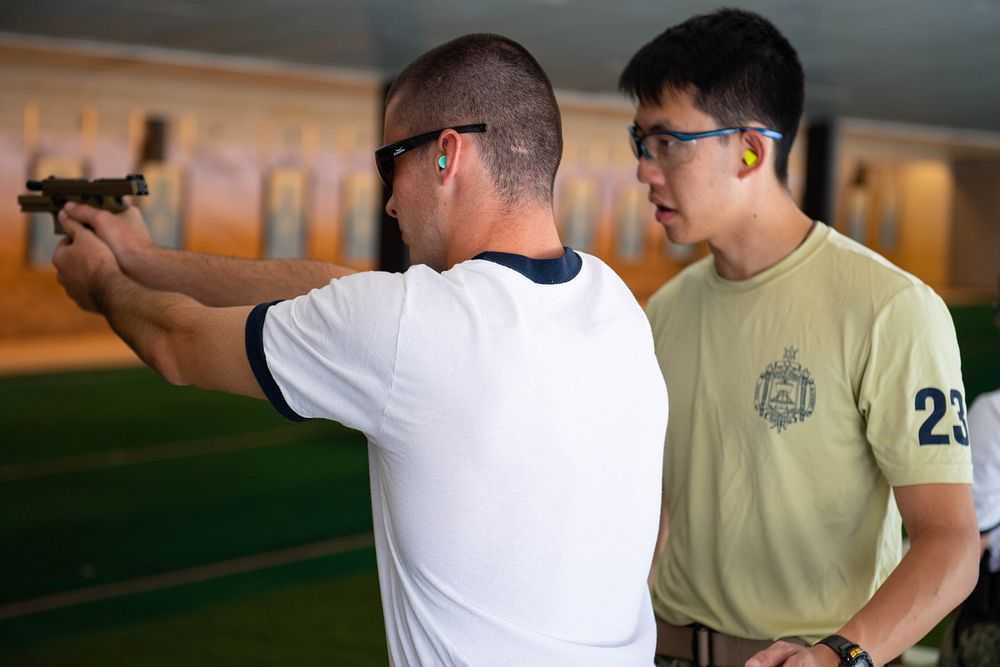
[51,34,667,665]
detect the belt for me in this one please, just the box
[656,617,805,667]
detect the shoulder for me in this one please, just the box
[267,269,407,321]
[814,227,951,325]
[819,226,929,300]
[401,261,493,299]
[567,252,653,332]
[872,280,953,336]
[572,250,616,277]
[317,267,410,297]
[576,251,635,293]
[258,272,412,357]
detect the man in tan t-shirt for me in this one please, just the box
[620,8,980,667]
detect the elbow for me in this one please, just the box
[145,331,193,387]
[943,518,983,605]
[958,526,982,600]
[148,299,210,387]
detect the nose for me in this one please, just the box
[636,157,665,186]
[385,193,398,219]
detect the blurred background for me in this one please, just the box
[0,1,997,664]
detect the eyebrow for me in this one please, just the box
[633,120,678,134]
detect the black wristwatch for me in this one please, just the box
[816,635,874,667]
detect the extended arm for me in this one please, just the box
[748,483,979,667]
[61,201,355,307]
[53,216,263,398]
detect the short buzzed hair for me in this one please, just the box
[620,9,804,185]
[387,34,562,206]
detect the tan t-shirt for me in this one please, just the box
[647,223,971,643]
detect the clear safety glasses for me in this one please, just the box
[628,124,783,169]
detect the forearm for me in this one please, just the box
[835,509,978,664]
[95,271,260,397]
[120,246,356,307]
[61,202,354,304]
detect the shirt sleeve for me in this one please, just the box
[244,270,405,438]
[970,392,1000,531]
[859,283,973,486]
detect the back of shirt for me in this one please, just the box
[250,250,667,665]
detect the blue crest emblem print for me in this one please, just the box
[754,347,816,432]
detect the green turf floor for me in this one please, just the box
[0,367,386,662]
[0,551,387,665]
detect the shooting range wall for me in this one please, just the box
[0,37,996,369]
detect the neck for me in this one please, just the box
[445,198,564,268]
[709,185,815,281]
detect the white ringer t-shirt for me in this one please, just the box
[245,249,667,666]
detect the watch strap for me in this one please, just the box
[817,634,871,667]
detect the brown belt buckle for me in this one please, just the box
[692,623,712,667]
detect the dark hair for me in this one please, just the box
[619,8,803,184]
[386,33,563,206]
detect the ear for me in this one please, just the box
[435,129,465,191]
[738,129,766,179]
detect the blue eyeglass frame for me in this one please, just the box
[628,124,784,160]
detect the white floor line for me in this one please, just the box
[0,532,376,621]
[0,423,331,483]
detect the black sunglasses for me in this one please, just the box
[374,123,487,192]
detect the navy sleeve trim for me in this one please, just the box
[245,301,308,422]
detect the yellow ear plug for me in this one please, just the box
[743,149,758,166]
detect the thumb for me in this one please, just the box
[62,200,117,237]
[58,209,87,240]
[746,642,799,667]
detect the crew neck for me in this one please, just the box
[472,247,582,284]
[705,222,828,293]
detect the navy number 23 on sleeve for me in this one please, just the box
[915,387,970,446]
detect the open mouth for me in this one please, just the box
[652,203,677,225]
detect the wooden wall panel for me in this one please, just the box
[1,39,994,358]
[0,41,380,340]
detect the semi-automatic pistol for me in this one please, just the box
[18,174,149,233]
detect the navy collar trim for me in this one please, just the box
[472,247,582,285]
